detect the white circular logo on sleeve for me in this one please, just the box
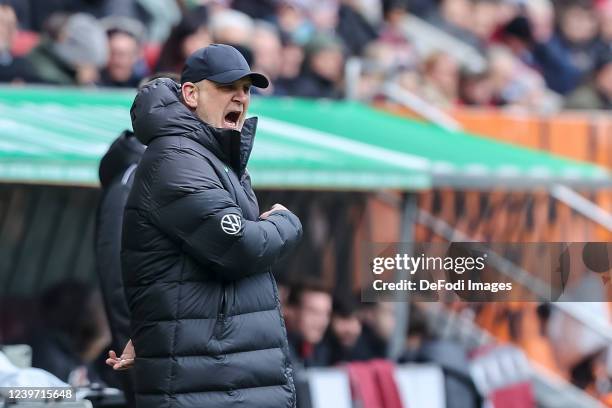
[221,213,242,235]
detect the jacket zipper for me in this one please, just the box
[219,285,227,321]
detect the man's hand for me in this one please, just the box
[106,339,135,370]
[259,203,289,219]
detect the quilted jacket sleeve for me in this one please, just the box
[149,148,302,281]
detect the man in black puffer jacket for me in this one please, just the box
[96,129,144,407]
[108,44,303,408]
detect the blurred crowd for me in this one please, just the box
[17,279,483,407]
[15,278,611,407]
[0,0,610,111]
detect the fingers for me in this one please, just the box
[106,350,134,370]
[113,358,135,370]
[260,204,289,220]
[106,350,119,367]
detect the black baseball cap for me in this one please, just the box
[181,44,269,88]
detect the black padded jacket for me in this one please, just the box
[122,78,302,408]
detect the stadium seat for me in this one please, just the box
[370,359,403,408]
[346,361,383,408]
[470,345,535,408]
[303,367,352,408]
[395,364,446,408]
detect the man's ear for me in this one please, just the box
[181,82,198,109]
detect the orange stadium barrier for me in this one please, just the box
[358,106,612,397]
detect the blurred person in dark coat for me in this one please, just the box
[96,130,144,407]
[501,13,582,95]
[155,7,210,74]
[30,280,111,388]
[0,4,37,83]
[98,17,148,88]
[324,295,378,365]
[336,1,378,56]
[358,301,395,358]
[554,3,603,78]
[97,129,144,352]
[566,51,612,110]
[95,72,178,406]
[251,21,286,95]
[287,282,333,368]
[288,33,345,99]
[26,13,108,85]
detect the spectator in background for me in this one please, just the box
[402,0,437,18]
[276,0,314,45]
[356,41,398,99]
[420,51,460,108]
[209,8,254,46]
[251,21,286,94]
[277,34,305,91]
[378,0,413,54]
[287,282,333,368]
[99,21,146,88]
[501,10,582,95]
[0,4,37,83]
[488,46,555,111]
[310,0,340,34]
[469,0,500,46]
[29,280,111,387]
[566,51,612,110]
[232,0,278,21]
[555,3,601,78]
[23,0,144,32]
[277,280,297,332]
[427,0,482,51]
[155,7,210,74]
[289,33,346,99]
[358,301,395,358]
[459,69,494,106]
[336,0,379,56]
[597,1,612,47]
[325,295,377,365]
[26,13,108,85]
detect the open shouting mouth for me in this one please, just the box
[223,110,242,129]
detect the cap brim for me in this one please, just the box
[207,70,269,89]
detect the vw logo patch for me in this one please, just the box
[221,213,242,235]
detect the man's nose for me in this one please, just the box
[233,88,248,103]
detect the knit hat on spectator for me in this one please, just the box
[303,33,345,57]
[54,13,109,68]
[100,15,147,45]
[502,15,534,44]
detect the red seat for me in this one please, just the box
[346,361,384,408]
[491,382,534,408]
[371,359,404,408]
[346,360,405,408]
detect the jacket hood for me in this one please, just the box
[99,129,145,189]
[130,78,258,176]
